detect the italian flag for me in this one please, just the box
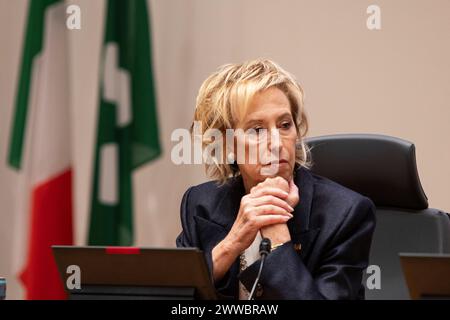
[88,0,161,246]
[8,0,72,300]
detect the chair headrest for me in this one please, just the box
[305,134,428,210]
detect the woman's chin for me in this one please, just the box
[258,164,292,181]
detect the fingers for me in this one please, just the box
[251,204,293,218]
[253,214,291,228]
[268,176,289,191]
[252,176,289,194]
[251,195,294,213]
[249,187,289,200]
[267,176,289,192]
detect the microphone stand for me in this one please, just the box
[248,238,271,300]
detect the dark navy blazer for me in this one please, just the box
[176,166,376,300]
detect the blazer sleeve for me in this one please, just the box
[175,187,236,299]
[175,187,216,282]
[238,196,376,300]
[175,187,197,247]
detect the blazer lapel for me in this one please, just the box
[194,215,228,250]
[288,167,320,262]
[209,176,246,231]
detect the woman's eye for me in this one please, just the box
[280,121,292,129]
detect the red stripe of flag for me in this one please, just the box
[20,169,73,300]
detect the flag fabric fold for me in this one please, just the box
[88,0,161,246]
[8,0,73,300]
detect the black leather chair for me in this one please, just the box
[306,134,450,299]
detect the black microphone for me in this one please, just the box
[248,238,271,300]
[259,238,271,256]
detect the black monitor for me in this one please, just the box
[52,246,217,300]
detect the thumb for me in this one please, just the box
[287,179,300,208]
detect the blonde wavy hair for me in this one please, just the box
[192,58,311,183]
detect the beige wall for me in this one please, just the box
[1,0,449,299]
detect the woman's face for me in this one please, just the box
[234,87,298,190]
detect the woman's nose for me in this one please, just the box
[267,128,282,154]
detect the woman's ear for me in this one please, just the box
[227,151,239,173]
[227,152,236,164]
[224,141,239,173]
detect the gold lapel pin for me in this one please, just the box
[294,243,302,252]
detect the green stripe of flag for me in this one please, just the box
[8,0,62,169]
[88,0,161,246]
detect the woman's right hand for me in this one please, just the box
[211,178,294,282]
[226,181,294,254]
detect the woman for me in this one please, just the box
[176,59,376,300]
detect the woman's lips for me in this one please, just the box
[263,159,288,165]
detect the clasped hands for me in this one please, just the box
[212,176,299,282]
[228,176,300,253]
